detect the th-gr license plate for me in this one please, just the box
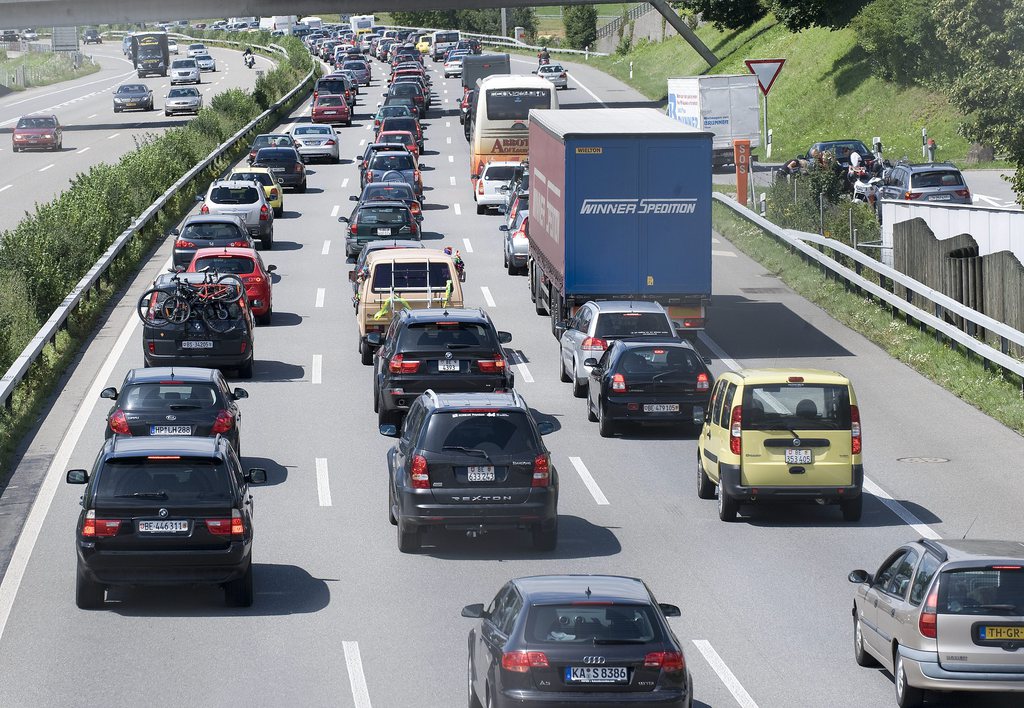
[981,626,1024,641]
[138,520,189,533]
[181,340,213,349]
[467,466,495,482]
[643,403,679,413]
[566,666,628,684]
[151,425,192,435]
[438,359,459,372]
[785,449,812,464]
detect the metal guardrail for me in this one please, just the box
[379,25,609,57]
[713,193,1024,380]
[0,42,315,410]
[596,3,654,39]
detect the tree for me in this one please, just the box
[767,0,865,30]
[851,0,953,85]
[935,0,1024,199]
[681,0,766,30]
[389,11,458,29]
[562,5,598,50]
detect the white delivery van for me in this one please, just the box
[666,75,760,167]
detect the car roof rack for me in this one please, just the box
[920,538,948,562]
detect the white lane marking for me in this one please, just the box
[712,250,737,258]
[444,98,449,103]
[454,203,461,216]
[0,185,11,194]
[692,640,758,708]
[462,238,473,253]
[107,133,120,140]
[449,175,456,186]
[359,138,365,146]
[38,164,54,172]
[343,641,373,708]
[364,123,371,130]
[0,269,147,643]
[863,478,940,539]
[445,121,450,127]
[712,237,721,244]
[205,88,212,93]
[322,240,331,255]
[443,88,448,94]
[446,136,452,145]
[76,146,91,154]
[973,194,1007,208]
[160,83,167,88]
[315,458,333,507]
[87,113,98,119]
[569,456,609,505]
[481,286,495,307]
[341,177,349,188]
[312,354,323,384]
[331,204,340,217]
[0,68,135,112]
[315,288,326,308]
[448,155,454,163]
[508,352,534,383]
[696,331,742,373]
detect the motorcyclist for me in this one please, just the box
[243,47,255,68]
[538,48,550,66]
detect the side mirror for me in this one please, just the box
[692,406,705,426]
[194,195,203,202]
[531,70,537,74]
[169,228,180,236]
[583,357,599,368]
[338,216,349,223]
[66,469,89,484]
[702,356,712,366]
[232,387,249,400]
[554,323,566,340]
[173,265,186,273]
[99,387,118,400]
[461,603,487,618]
[348,270,359,282]
[498,225,509,232]
[848,569,870,584]
[350,195,359,201]
[366,332,382,346]
[379,423,398,437]
[245,468,268,484]
[497,331,512,344]
[537,421,555,435]
[659,603,681,618]
[266,265,277,272]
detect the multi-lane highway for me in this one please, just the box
[0,40,274,231]
[0,47,1020,708]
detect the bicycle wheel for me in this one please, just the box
[137,289,183,328]
[201,302,237,333]
[160,295,192,324]
[215,274,245,303]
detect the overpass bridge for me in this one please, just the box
[1,0,717,66]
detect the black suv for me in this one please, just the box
[66,436,266,608]
[370,308,514,428]
[380,390,557,552]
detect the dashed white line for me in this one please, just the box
[359,139,365,146]
[315,458,332,507]
[692,641,758,708]
[107,133,120,140]
[322,240,331,255]
[364,123,371,130]
[315,288,326,308]
[38,164,54,172]
[76,146,91,154]
[449,175,456,186]
[341,177,349,188]
[446,136,452,145]
[480,286,496,308]
[462,238,473,253]
[160,84,167,88]
[311,354,322,384]
[454,203,461,216]
[331,204,340,217]
[205,88,212,93]
[508,352,534,383]
[87,113,97,119]
[448,155,454,163]
[0,185,11,194]
[445,121,450,127]
[343,641,373,708]
[569,457,609,505]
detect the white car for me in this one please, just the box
[475,161,521,213]
[186,43,207,58]
[443,55,464,78]
[536,63,568,90]
[195,54,217,72]
[21,28,38,41]
[290,124,340,163]
[164,86,203,116]
[170,58,201,85]
[168,39,178,54]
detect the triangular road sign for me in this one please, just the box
[745,58,786,95]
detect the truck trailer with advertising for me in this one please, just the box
[666,75,760,167]
[528,108,713,334]
[129,31,169,77]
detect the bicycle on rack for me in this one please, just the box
[137,269,245,333]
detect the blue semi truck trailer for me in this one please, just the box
[527,108,714,336]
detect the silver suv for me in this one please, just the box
[170,58,200,85]
[849,539,1024,707]
[196,180,274,249]
[556,301,678,398]
[876,161,972,218]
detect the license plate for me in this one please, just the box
[271,168,285,173]
[138,520,189,534]
[306,140,322,146]
[325,110,337,115]
[438,359,459,372]
[643,403,679,413]
[181,340,213,349]
[981,626,1024,641]
[151,425,192,435]
[785,449,812,464]
[929,194,952,200]
[377,227,392,236]
[468,466,495,482]
[566,666,628,684]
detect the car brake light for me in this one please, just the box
[389,354,420,374]
[992,565,1023,570]
[644,651,685,672]
[696,372,709,391]
[477,179,485,195]
[109,409,131,435]
[244,274,263,284]
[729,405,743,455]
[410,201,421,215]
[207,509,244,536]
[325,139,336,146]
[82,509,121,538]
[514,226,528,240]
[259,204,269,221]
[850,404,861,455]
[270,188,279,199]
[611,373,627,392]
[413,169,421,182]
[366,171,374,183]
[228,240,248,247]
[904,191,923,200]
[211,409,235,434]
[581,337,607,351]
[788,376,804,383]
[532,453,550,487]
[410,454,430,489]
[560,72,566,79]
[350,221,358,235]
[502,650,549,673]
[409,221,418,235]
[199,204,209,214]
[681,318,704,328]
[955,188,971,199]
[477,357,505,374]
[294,162,303,173]
[919,584,939,639]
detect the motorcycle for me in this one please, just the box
[244,54,255,69]
[850,166,882,205]
[443,247,466,282]
[538,54,550,67]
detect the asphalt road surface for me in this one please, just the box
[0,51,1020,708]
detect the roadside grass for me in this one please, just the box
[535,4,633,39]
[588,14,988,166]
[0,51,100,90]
[712,201,1024,433]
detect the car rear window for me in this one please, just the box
[594,312,673,338]
[121,383,220,410]
[370,153,415,171]
[484,165,517,181]
[94,458,233,503]
[364,184,415,201]
[181,222,244,240]
[938,568,1024,616]
[253,135,293,149]
[358,206,410,224]
[192,255,256,275]
[317,95,346,107]
[911,170,965,188]
[316,80,345,93]
[391,84,420,96]
[524,604,662,644]
[741,383,852,431]
[381,118,417,134]
[210,187,259,204]
[230,171,273,187]
[397,321,493,351]
[421,410,538,454]
[293,126,332,137]
[486,88,551,121]
[371,261,454,291]
[380,133,413,146]
[513,195,530,212]
[343,61,366,70]
[615,346,704,376]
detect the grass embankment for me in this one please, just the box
[589,15,984,166]
[0,51,100,90]
[713,202,1024,432]
[535,4,634,39]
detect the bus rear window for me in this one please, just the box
[486,88,551,121]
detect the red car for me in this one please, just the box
[311,95,352,126]
[375,130,419,159]
[12,113,63,152]
[186,247,276,325]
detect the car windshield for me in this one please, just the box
[172,60,196,69]
[421,411,539,454]
[193,255,257,275]
[181,222,244,239]
[93,458,233,504]
[742,383,852,431]
[370,154,415,171]
[210,187,260,204]
[358,206,409,224]
[121,383,219,410]
[595,312,672,338]
[293,126,332,136]
[370,261,453,291]
[938,568,1024,616]
[230,171,273,187]
[168,88,198,98]
[525,604,662,644]
[614,346,704,378]
[117,85,146,93]
[16,117,55,129]
[911,170,965,188]
[397,321,492,351]
[484,165,517,181]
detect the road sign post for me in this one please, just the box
[744,58,785,159]
[734,139,751,206]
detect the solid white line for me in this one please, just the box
[462,238,473,253]
[341,177,349,188]
[512,354,534,383]
[480,286,495,307]
[312,354,322,384]
[0,185,10,194]
[448,155,454,163]
[712,250,737,258]
[693,641,758,708]
[315,287,326,308]
[76,146,91,154]
[449,175,456,186]
[87,113,98,119]
[331,204,340,217]
[712,237,721,244]
[322,240,331,255]
[107,133,120,140]
[569,456,609,505]
[863,478,940,539]
[38,164,54,172]
[697,332,742,373]
[454,203,461,216]
[315,458,333,507]
[343,641,373,708]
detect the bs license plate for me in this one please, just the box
[566,666,628,684]
[643,404,679,413]
[151,425,192,435]
[438,359,459,372]
[138,520,189,534]
[181,340,213,349]
[785,449,812,464]
[981,626,1024,641]
[468,466,495,482]
[377,227,392,236]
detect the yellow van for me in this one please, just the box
[696,368,863,522]
[352,248,464,364]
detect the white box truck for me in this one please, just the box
[666,75,760,167]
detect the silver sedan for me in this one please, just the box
[290,124,340,163]
[535,63,568,90]
[501,209,529,276]
[164,87,202,116]
[195,54,217,72]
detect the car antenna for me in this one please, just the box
[585,586,592,599]
[962,513,979,540]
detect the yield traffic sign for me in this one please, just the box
[744,58,786,95]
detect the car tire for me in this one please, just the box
[273,206,283,218]
[476,203,486,215]
[717,482,739,522]
[360,337,373,366]
[12,146,18,153]
[224,561,254,607]
[262,233,273,250]
[532,519,558,551]
[696,454,716,500]
[164,111,171,117]
[388,483,398,526]
[467,651,483,708]
[256,307,272,326]
[853,615,879,667]
[571,363,587,398]
[559,350,571,383]
[373,384,380,413]
[114,106,121,113]
[75,564,105,609]
[841,494,863,522]
[598,401,615,438]
[237,356,254,379]
[297,180,307,193]
[397,520,420,553]
[894,650,925,708]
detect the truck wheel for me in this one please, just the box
[549,289,561,338]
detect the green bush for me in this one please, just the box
[764,164,880,246]
[852,0,952,86]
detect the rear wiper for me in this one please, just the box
[114,491,168,499]
[593,638,648,645]
[976,603,1018,614]
[168,403,201,410]
[442,445,490,460]
[445,343,473,349]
